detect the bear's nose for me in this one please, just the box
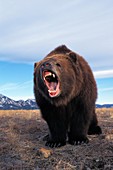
[41,62,51,69]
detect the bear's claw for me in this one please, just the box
[69,136,89,145]
[45,141,66,148]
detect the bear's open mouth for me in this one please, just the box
[43,71,60,97]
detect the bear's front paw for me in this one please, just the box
[45,140,66,148]
[69,136,89,145]
[43,134,50,141]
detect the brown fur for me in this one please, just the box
[34,45,102,147]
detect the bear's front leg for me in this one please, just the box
[45,119,67,148]
[68,110,90,145]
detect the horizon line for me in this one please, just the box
[0,93,113,105]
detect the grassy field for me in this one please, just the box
[0,109,113,169]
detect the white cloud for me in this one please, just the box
[0,83,19,92]
[0,0,113,68]
[0,80,34,100]
[99,87,113,92]
[0,81,32,92]
[94,69,113,78]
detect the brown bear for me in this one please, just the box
[34,45,102,147]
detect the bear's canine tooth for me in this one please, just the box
[53,74,55,78]
[45,72,52,78]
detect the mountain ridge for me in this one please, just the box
[0,94,113,110]
[0,94,38,110]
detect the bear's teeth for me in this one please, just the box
[53,74,55,78]
[44,73,56,79]
[48,89,55,93]
[45,72,52,78]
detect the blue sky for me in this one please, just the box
[0,0,113,104]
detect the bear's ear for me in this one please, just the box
[34,62,38,86]
[34,62,37,69]
[68,52,78,63]
[47,45,71,56]
[34,62,38,78]
[54,45,71,54]
[34,62,40,71]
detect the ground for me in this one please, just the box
[0,109,113,170]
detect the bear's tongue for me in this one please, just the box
[48,83,60,97]
[49,82,57,91]
[43,71,60,97]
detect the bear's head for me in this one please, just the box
[34,45,83,106]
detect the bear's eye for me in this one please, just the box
[56,63,61,67]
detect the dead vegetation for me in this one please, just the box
[0,109,113,170]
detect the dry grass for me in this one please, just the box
[0,109,113,170]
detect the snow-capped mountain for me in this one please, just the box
[0,94,38,110]
[0,94,113,110]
